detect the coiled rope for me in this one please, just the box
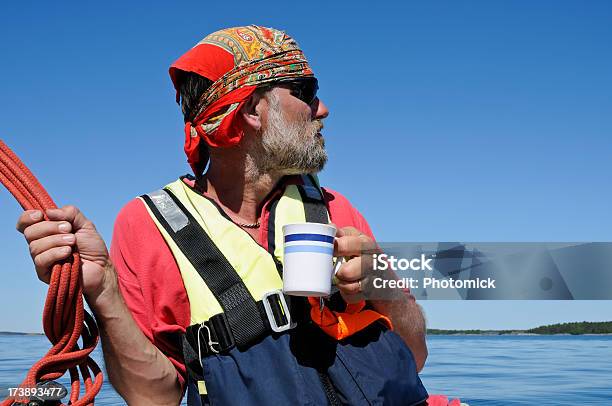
[0,140,102,405]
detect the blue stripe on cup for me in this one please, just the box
[284,233,334,244]
[284,245,334,255]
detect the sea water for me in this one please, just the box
[422,335,612,405]
[1,334,611,405]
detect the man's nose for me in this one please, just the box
[312,98,329,120]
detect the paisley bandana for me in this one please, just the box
[169,25,315,175]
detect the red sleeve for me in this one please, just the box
[322,187,375,240]
[110,198,191,388]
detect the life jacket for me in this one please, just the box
[140,175,428,406]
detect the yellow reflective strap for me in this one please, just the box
[172,181,283,303]
[279,300,286,317]
[272,184,307,264]
[272,178,329,264]
[145,179,283,324]
[197,380,207,395]
[138,194,223,324]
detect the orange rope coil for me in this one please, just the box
[0,140,102,406]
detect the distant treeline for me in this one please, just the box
[428,329,515,335]
[4,321,612,336]
[527,321,612,335]
[428,321,612,335]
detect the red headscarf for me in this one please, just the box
[169,25,315,175]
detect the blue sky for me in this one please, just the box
[1,1,611,332]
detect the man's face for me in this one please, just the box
[257,84,329,175]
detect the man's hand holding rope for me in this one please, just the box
[17,206,115,307]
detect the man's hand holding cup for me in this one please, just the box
[333,226,379,304]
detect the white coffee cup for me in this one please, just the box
[282,222,337,296]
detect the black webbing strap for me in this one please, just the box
[297,176,343,406]
[297,177,344,309]
[267,196,283,277]
[299,174,328,224]
[182,292,290,359]
[318,371,343,406]
[141,189,267,349]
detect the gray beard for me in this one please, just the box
[254,93,328,176]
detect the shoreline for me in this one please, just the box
[3,322,611,337]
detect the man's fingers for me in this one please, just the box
[337,279,361,295]
[46,205,92,231]
[16,210,44,233]
[335,226,361,237]
[334,235,362,257]
[23,220,72,243]
[335,257,362,282]
[337,280,365,304]
[29,233,76,257]
[33,246,73,282]
[334,233,374,257]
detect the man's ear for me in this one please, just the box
[240,91,264,132]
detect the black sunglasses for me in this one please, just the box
[261,78,319,105]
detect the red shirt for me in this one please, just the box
[109,178,374,386]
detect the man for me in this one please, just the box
[17,26,429,405]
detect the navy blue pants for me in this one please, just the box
[187,322,428,405]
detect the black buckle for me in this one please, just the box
[263,290,296,333]
[196,313,235,357]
